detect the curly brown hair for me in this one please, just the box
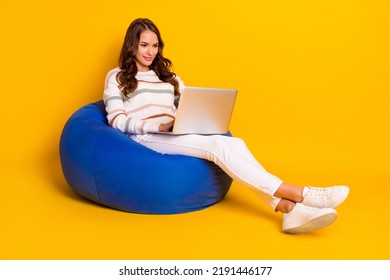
[116,18,180,99]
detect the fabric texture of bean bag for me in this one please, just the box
[59,100,233,214]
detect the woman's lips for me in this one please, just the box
[144,56,153,61]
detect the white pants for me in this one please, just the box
[129,133,283,209]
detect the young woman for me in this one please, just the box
[103,18,349,234]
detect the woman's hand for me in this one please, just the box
[159,120,175,132]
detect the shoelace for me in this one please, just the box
[305,187,330,198]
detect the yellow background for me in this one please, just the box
[1,0,389,259]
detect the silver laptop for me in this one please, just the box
[158,86,237,135]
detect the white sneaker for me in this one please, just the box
[302,185,350,208]
[282,203,337,234]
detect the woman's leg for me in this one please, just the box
[130,133,284,209]
[274,183,304,204]
[130,133,349,233]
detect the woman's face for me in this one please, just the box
[135,30,159,71]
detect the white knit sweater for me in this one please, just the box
[103,67,184,134]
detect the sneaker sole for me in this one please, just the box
[283,212,337,234]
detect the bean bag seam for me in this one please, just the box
[91,129,104,204]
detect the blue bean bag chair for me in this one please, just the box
[59,100,233,214]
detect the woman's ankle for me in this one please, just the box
[275,199,296,213]
[274,182,304,203]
